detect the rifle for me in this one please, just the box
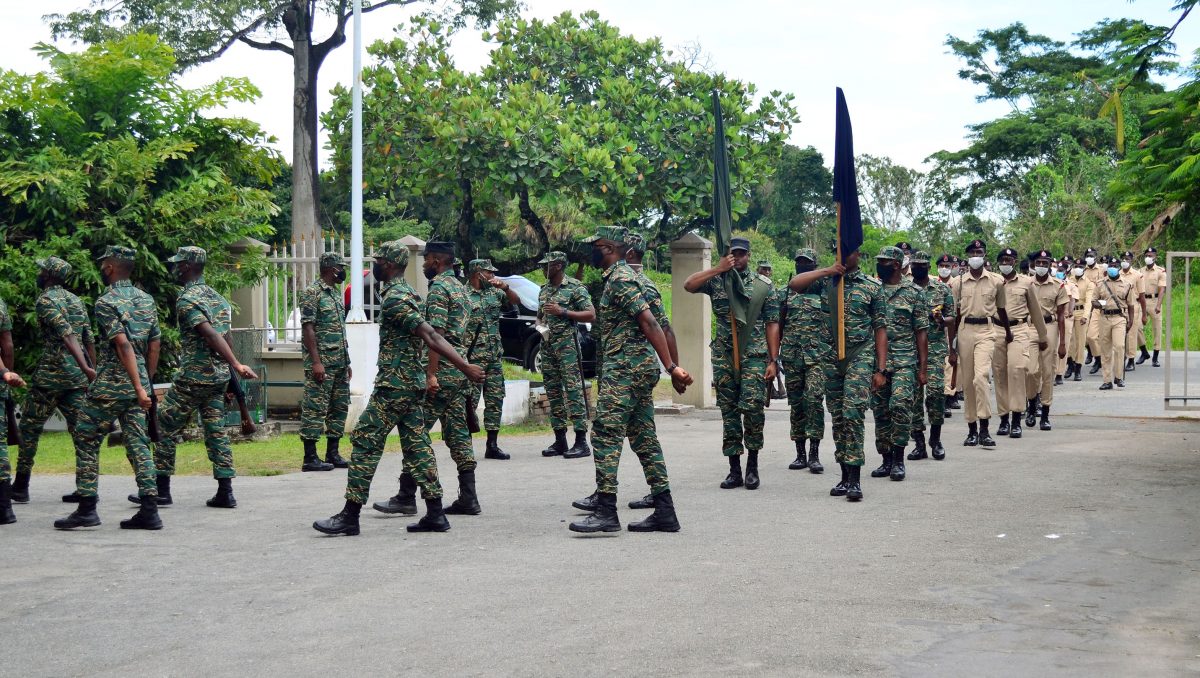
[227,377,257,436]
[147,387,161,443]
[573,323,591,420]
[5,395,21,447]
[464,325,482,435]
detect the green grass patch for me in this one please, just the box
[1163,283,1200,350]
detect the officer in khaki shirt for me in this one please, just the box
[1118,250,1149,373]
[1093,256,1138,389]
[1057,259,1078,380]
[992,248,1048,439]
[1066,257,1093,380]
[1138,246,1167,366]
[1082,247,1107,374]
[949,239,1010,448]
[1029,250,1068,430]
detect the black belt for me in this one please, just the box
[1146,293,1159,298]
[1043,315,1054,323]
[1102,309,1123,316]
[963,317,990,325]
[993,317,1028,327]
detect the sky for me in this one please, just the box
[2,0,1198,172]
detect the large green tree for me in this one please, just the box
[749,144,833,257]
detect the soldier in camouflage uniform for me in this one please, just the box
[779,248,830,474]
[466,258,519,460]
[298,252,350,473]
[537,251,595,459]
[568,226,692,534]
[314,241,485,536]
[907,251,955,462]
[55,246,163,530]
[684,237,780,491]
[789,249,888,502]
[153,246,258,510]
[868,246,929,483]
[0,297,20,525]
[11,257,98,504]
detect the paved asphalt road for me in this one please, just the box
[3,353,1199,677]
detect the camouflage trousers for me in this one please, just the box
[155,380,235,479]
[784,357,826,442]
[73,397,156,500]
[592,365,669,497]
[872,362,917,452]
[713,349,768,456]
[542,334,588,432]
[299,365,349,441]
[0,444,8,483]
[822,344,875,467]
[912,343,948,431]
[424,371,476,474]
[346,388,442,503]
[17,386,89,473]
[469,356,505,431]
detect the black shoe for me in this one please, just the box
[119,496,163,530]
[979,420,996,448]
[1072,364,1082,381]
[407,498,451,533]
[1039,405,1052,431]
[627,491,680,532]
[889,446,906,481]
[206,478,237,508]
[563,431,591,459]
[11,470,29,504]
[744,451,760,490]
[948,396,962,410]
[325,438,349,468]
[789,439,809,470]
[830,463,849,496]
[572,492,599,512]
[484,430,510,460]
[930,439,946,461]
[374,472,418,515]
[628,493,654,510]
[807,441,824,474]
[1085,352,1093,365]
[61,491,82,503]
[54,497,100,529]
[1125,358,1135,372]
[302,439,334,472]
[846,466,863,502]
[569,492,620,533]
[996,415,1010,437]
[944,407,952,418]
[1090,359,1102,375]
[1009,413,1023,439]
[1137,347,1150,364]
[155,475,173,505]
[964,424,979,446]
[1115,379,1125,388]
[720,456,744,489]
[445,471,481,515]
[541,429,568,457]
[0,480,15,524]
[1055,375,1063,385]
[907,431,928,460]
[1025,400,1038,428]
[313,504,362,536]
[1099,382,1113,390]
[1152,351,1161,367]
[870,450,894,478]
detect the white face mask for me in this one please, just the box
[937,266,952,278]
[1121,261,1131,270]
[999,264,1014,275]
[968,256,985,270]
[1072,267,1084,277]
[1034,266,1049,277]
[1145,256,1155,266]
[1085,256,1096,266]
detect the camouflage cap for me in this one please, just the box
[538,251,567,265]
[96,245,136,263]
[757,259,772,269]
[581,225,629,245]
[911,250,932,264]
[624,232,647,254]
[374,240,410,266]
[166,246,207,264]
[318,252,345,270]
[875,245,905,261]
[36,256,73,279]
[794,247,816,262]
[468,258,498,274]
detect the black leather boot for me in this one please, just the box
[789,439,808,470]
[445,471,481,515]
[627,493,654,509]
[373,472,418,514]
[325,438,349,468]
[627,491,680,532]
[870,449,893,478]
[1115,378,1125,388]
[930,425,946,460]
[120,495,163,530]
[1099,381,1113,390]
[964,421,979,446]
[206,478,237,508]
[1040,405,1052,431]
[807,441,824,474]
[128,474,173,506]
[830,463,849,496]
[948,394,962,409]
[720,455,744,489]
[407,497,451,533]
[1137,347,1150,364]
[61,490,82,503]
[889,445,906,481]
[1125,357,1135,372]
[54,496,100,529]
[484,430,510,460]
[979,419,997,448]
[1085,350,1093,365]
[745,450,760,490]
[572,492,599,512]
[996,414,1010,437]
[846,465,863,501]
[563,430,591,459]
[541,429,568,457]
[1009,412,1023,439]
[0,480,15,524]
[568,492,620,533]
[1072,362,1082,381]
[1152,350,1161,367]
[1090,358,1102,375]
[907,430,928,460]
[11,470,29,504]
[302,439,334,472]
[313,500,362,536]
[1024,399,1038,428]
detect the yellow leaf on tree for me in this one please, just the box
[601,184,608,193]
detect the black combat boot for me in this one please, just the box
[948,394,962,410]
[572,492,599,512]
[445,471,481,515]
[628,493,654,509]
[1072,362,1083,381]
[789,439,809,470]
[930,424,946,460]
[563,430,591,459]
[807,441,824,474]
[846,465,863,502]
[484,430,510,460]
[128,474,173,505]
[302,439,334,472]
[1115,378,1126,388]
[627,491,680,532]
[54,496,100,529]
[373,472,418,514]
[1099,381,1114,390]
[979,419,997,448]
[11,470,29,504]
[1009,411,1023,439]
[1152,350,1161,367]
[1089,357,1102,375]
[870,449,894,478]
[61,491,82,503]
[313,500,362,536]
[745,450,761,490]
[541,429,568,457]
[889,445,906,481]
[1040,405,1052,431]
[1055,374,1063,386]
[996,414,1011,437]
[407,497,451,533]
[206,478,237,508]
[907,430,928,460]
[1085,350,1093,365]
[325,438,349,468]
[1137,347,1150,364]
[1025,399,1038,428]
[120,495,163,530]
[0,479,15,524]
[720,455,744,489]
[568,492,620,533]
[964,421,979,447]
[1125,357,1136,372]
[830,463,849,496]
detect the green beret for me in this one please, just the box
[166,246,207,265]
[96,245,137,263]
[374,240,410,266]
[36,256,73,279]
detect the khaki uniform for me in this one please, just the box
[1083,264,1106,355]
[949,271,1006,423]
[993,275,1048,415]
[1120,268,1146,359]
[938,275,957,397]
[1058,277,1078,374]
[1031,276,1068,406]
[1141,264,1166,350]
[1092,276,1137,383]
[1068,274,1093,364]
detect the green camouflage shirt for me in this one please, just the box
[176,278,232,385]
[701,268,780,357]
[375,280,426,395]
[880,280,930,368]
[810,270,887,349]
[538,277,593,341]
[633,267,670,329]
[91,280,159,400]
[596,261,656,375]
[916,278,955,346]
[779,287,833,363]
[0,297,10,400]
[425,269,471,377]
[299,279,349,368]
[33,285,94,391]
[467,284,507,361]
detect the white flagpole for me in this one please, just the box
[346,0,367,322]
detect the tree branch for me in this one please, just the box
[238,36,294,55]
[186,1,295,66]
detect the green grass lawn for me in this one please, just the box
[1162,283,1200,350]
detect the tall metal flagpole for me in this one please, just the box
[346,0,367,322]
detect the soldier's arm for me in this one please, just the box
[495,280,520,308]
[789,263,844,293]
[0,329,12,376]
[300,323,324,377]
[0,355,25,388]
[195,321,257,380]
[684,254,735,293]
[1026,285,1048,345]
[425,287,447,379]
[414,322,483,383]
[555,285,596,323]
[111,333,150,409]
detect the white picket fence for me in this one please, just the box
[264,234,379,346]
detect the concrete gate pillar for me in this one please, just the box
[670,232,714,408]
[399,235,428,299]
[227,237,270,329]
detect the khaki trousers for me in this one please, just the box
[1098,314,1128,382]
[994,322,1037,415]
[956,322,995,424]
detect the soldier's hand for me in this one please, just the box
[669,366,693,388]
[463,364,485,383]
[312,362,326,383]
[136,389,152,411]
[1038,340,1048,351]
[671,373,688,394]
[948,352,958,367]
[488,277,507,290]
[1005,330,1014,344]
[426,374,440,395]
[83,366,97,382]
[826,263,847,277]
[346,366,353,381]
[1058,343,1067,359]
[764,361,778,382]
[1142,315,1149,326]
[543,302,563,317]
[236,364,259,380]
[715,254,736,273]
[2,371,25,388]
[870,372,887,392]
[917,371,928,387]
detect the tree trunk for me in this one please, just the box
[456,175,475,258]
[492,186,552,276]
[286,2,322,247]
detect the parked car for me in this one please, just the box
[497,275,597,378]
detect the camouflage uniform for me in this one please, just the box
[700,268,780,456]
[155,247,236,479]
[299,255,350,442]
[18,258,96,474]
[911,265,955,432]
[779,251,831,443]
[466,260,508,431]
[424,267,476,473]
[72,247,159,499]
[0,297,10,483]
[871,258,929,453]
[537,255,593,433]
[346,243,442,503]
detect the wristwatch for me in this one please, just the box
[876,368,891,377]
[666,363,680,375]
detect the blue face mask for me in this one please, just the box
[1055,271,1065,280]
[1107,266,1120,278]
